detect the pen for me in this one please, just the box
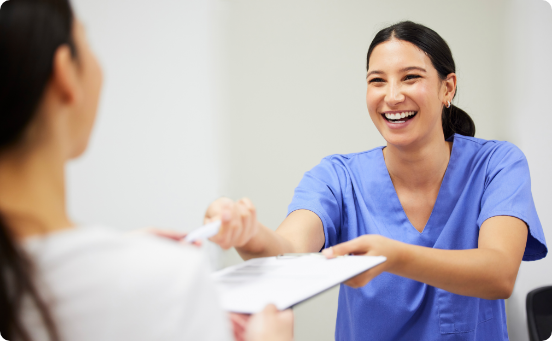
[184,220,222,243]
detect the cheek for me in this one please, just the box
[409,82,439,116]
[83,55,102,119]
[410,82,430,105]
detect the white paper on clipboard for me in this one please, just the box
[211,255,386,313]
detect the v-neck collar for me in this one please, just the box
[373,136,459,240]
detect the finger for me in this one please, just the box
[240,197,257,221]
[278,309,294,333]
[229,313,250,329]
[323,238,367,258]
[344,270,374,288]
[235,201,253,246]
[262,304,279,315]
[224,205,242,247]
[209,208,233,246]
[137,228,186,241]
[229,314,248,341]
[239,198,257,244]
[155,230,187,241]
[205,197,233,220]
[278,309,294,323]
[344,262,386,288]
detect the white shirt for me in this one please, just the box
[20,227,232,341]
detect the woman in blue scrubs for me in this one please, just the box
[204,21,548,340]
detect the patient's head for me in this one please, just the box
[0,0,102,160]
[0,1,101,340]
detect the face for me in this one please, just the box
[366,39,455,148]
[67,20,103,158]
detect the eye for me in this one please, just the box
[404,74,421,81]
[368,77,385,84]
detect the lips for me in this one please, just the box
[381,111,417,123]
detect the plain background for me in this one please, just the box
[61,0,551,340]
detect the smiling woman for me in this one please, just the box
[203,20,547,341]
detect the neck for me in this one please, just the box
[0,138,73,240]
[383,132,452,190]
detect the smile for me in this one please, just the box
[381,111,417,123]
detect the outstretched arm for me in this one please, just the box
[324,215,527,300]
[205,197,325,260]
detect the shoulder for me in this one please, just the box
[452,134,526,167]
[302,147,383,184]
[24,227,227,340]
[25,227,209,300]
[321,146,384,164]
[311,147,383,174]
[27,226,205,268]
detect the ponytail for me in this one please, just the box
[0,215,59,341]
[442,104,476,140]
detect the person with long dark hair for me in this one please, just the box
[0,0,293,340]
[203,21,548,340]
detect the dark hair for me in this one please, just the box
[0,0,76,340]
[366,21,475,140]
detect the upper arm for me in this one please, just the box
[276,209,325,253]
[478,143,547,261]
[285,157,348,250]
[478,215,528,281]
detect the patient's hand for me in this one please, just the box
[229,312,250,341]
[245,305,293,341]
[128,228,202,246]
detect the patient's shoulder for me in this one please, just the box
[22,226,228,340]
[25,226,208,294]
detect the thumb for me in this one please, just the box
[262,304,279,315]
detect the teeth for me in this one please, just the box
[384,111,416,120]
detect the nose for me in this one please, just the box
[385,82,405,106]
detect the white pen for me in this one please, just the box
[184,220,222,243]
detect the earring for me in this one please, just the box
[446,101,451,108]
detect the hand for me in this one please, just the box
[322,234,405,288]
[245,305,293,341]
[229,313,251,341]
[204,197,260,250]
[128,227,202,247]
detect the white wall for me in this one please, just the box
[505,1,552,340]
[67,0,221,237]
[218,1,511,339]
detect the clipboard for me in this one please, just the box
[211,254,386,313]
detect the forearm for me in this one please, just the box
[236,223,295,260]
[236,210,325,260]
[392,244,518,299]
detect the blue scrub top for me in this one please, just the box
[288,134,547,341]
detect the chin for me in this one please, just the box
[381,130,420,149]
[69,141,90,159]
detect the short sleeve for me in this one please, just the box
[477,143,547,261]
[287,156,348,248]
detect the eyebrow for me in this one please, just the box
[366,66,427,78]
